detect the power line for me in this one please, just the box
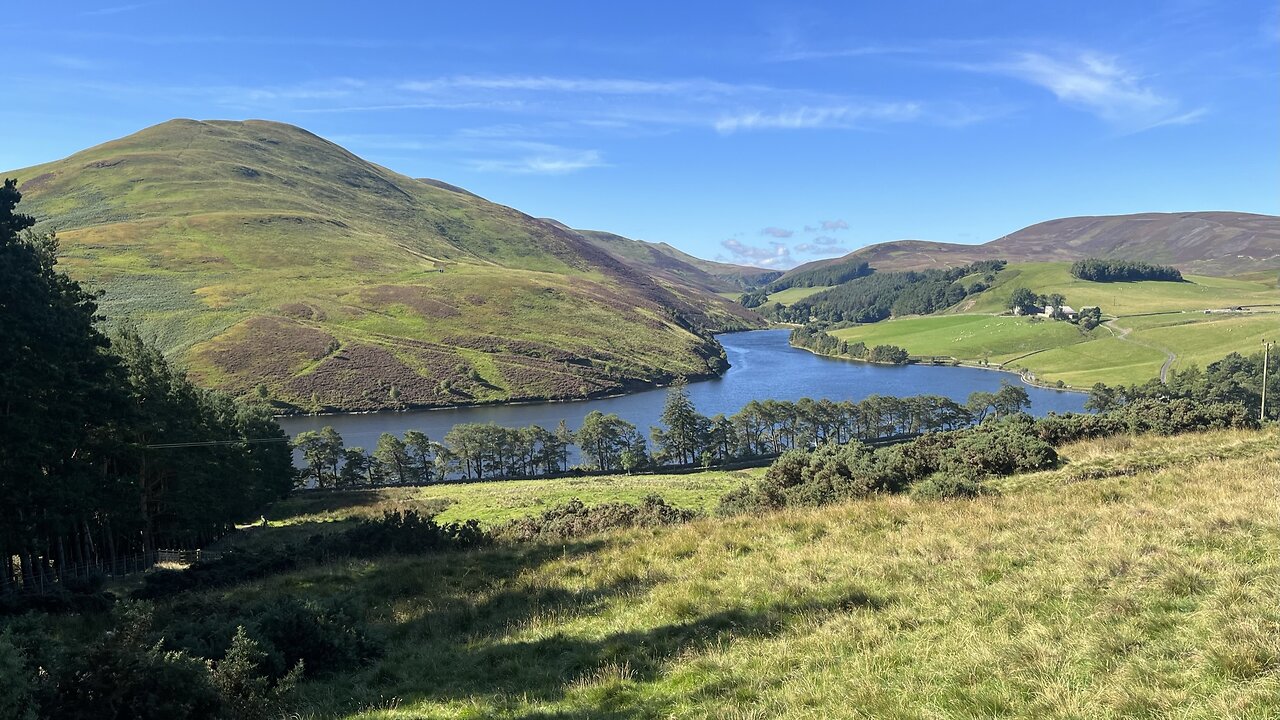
[143,437,291,449]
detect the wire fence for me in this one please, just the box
[2,548,221,598]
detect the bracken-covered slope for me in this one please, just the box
[777,211,1280,281]
[6,119,764,412]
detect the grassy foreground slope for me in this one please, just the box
[827,262,1280,387]
[220,428,1280,718]
[6,119,762,411]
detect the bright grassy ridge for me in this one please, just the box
[217,428,1280,718]
[264,469,758,529]
[960,262,1278,316]
[830,314,1093,363]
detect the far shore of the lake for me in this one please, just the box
[785,335,1089,395]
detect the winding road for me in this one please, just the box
[1103,318,1177,383]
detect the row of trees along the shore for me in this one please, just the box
[0,180,294,594]
[294,381,1033,487]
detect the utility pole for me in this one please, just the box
[1262,340,1273,423]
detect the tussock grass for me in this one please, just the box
[209,429,1280,718]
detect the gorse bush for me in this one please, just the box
[719,420,1058,513]
[3,602,311,720]
[1033,399,1256,446]
[496,495,698,541]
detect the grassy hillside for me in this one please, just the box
[763,285,833,306]
[831,314,1094,364]
[776,211,1280,279]
[960,262,1280,315]
[6,119,763,411]
[826,262,1280,387]
[201,427,1280,718]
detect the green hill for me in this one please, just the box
[826,262,1280,387]
[5,119,764,411]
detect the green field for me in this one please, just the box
[203,427,1280,718]
[823,263,1280,387]
[262,470,757,529]
[831,314,1095,364]
[960,262,1279,316]
[764,285,833,306]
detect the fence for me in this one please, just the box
[2,548,220,599]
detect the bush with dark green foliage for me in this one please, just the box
[3,602,311,720]
[211,627,302,720]
[718,420,1057,513]
[241,598,380,677]
[909,473,984,500]
[497,495,698,541]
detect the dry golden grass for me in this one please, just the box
[224,428,1280,718]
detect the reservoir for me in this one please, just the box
[278,329,1087,450]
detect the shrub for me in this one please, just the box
[211,627,302,720]
[248,598,381,677]
[719,421,1054,514]
[0,628,36,720]
[909,473,985,500]
[43,606,223,720]
[497,495,698,541]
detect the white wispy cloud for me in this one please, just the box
[714,102,921,133]
[400,75,750,97]
[466,148,606,175]
[771,44,924,62]
[976,51,1206,131]
[81,3,149,16]
[794,241,848,255]
[760,227,793,238]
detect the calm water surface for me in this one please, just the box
[278,329,1086,450]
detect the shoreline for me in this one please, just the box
[785,337,1090,395]
[273,348,734,419]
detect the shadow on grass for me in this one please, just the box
[265,490,455,522]
[345,547,890,718]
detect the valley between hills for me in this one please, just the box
[7,117,1280,410]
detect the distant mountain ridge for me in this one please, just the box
[545,222,782,293]
[5,118,763,412]
[778,211,1280,282]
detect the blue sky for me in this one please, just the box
[3,1,1278,268]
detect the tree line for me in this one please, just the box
[759,260,1007,325]
[788,325,911,364]
[764,259,873,293]
[1070,258,1183,283]
[0,180,293,595]
[293,381,1033,486]
[1085,349,1280,421]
